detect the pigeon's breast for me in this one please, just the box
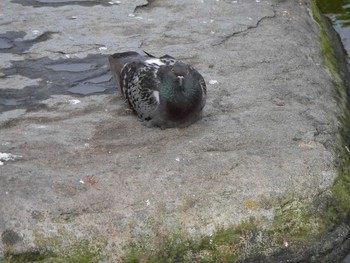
[160,93,203,122]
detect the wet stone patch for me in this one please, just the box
[0,38,14,50]
[11,0,120,7]
[0,55,114,112]
[0,31,57,54]
[45,62,97,72]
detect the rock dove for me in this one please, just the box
[108,51,207,128]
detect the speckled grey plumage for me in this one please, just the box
[109,51,207,128]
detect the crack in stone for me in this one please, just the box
[212,11,276,47]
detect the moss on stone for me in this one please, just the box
[269,199,328,246]
[2,241,102,263]
[123,218,261,263]
[56,240,103,263]
[312,1,340,82]
[313,0,350,223]
[2,250,56,263]
[33,230,62,249]
[123,194,336,262]
[244,199,260,210]
[2,230,105,263]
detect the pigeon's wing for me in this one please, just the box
[199,77,207,110]
[108,51,145,90]
[160,55,177,66]
[141,52,176,66]
[198,73,207,97]
[120,61,161,121]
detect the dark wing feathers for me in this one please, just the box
[120,61,160,121]
[108,51,149,88]
[142,50,176,63]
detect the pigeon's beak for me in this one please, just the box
[177,75,184,87]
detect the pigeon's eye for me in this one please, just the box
[171,68,175,73]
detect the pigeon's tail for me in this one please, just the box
[108,55,122,89]
[108,51,145,89]
[142,50,156,58]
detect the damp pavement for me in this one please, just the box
[0,0,348,261]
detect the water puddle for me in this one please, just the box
[0,31,57,54]
[45,62,97,72]
[0,38,14,49]
[85,73,112,83]
[0,99,21,106]
[11,0,115,7]
[0,54,115,112]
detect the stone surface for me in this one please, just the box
[0,0,342,261]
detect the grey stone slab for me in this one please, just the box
[0,0,344,261]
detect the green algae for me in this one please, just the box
[270,199,328,245]
[2,242,102,263]
[122,194,334,263]
[123,218,261,263]
[2,230,105,263]
[1,250,56,263]
[312,1,340,82]
[313,0,350,223]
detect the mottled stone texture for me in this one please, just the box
[0,0,342,261]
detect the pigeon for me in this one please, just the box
[108,51,207,128]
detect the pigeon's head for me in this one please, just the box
[170,62,191,88]
[156,60,206,124]
[160,62,197,102]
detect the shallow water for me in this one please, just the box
[0,31,56,54]
[0,99,21,106]
[45,62,97,72]
[0,53,115,112]
[0,38,14,49]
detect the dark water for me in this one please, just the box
[318,0,350,64]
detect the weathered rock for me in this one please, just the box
[0,0,347,261]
